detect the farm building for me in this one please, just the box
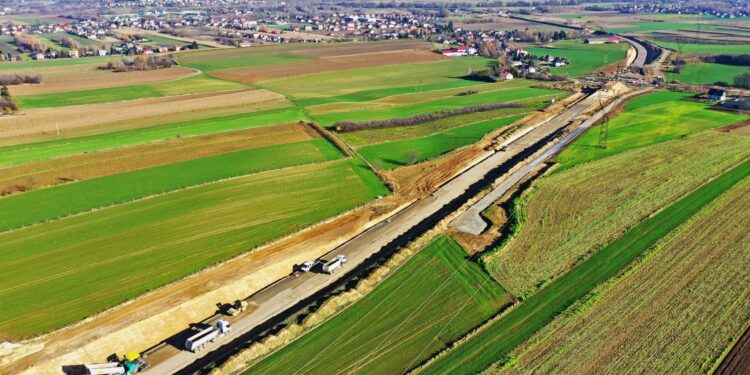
[441,45,477,57]
[708,88,727,101]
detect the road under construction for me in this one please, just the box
[133,82,637,375]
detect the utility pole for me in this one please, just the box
[597,91,609,149]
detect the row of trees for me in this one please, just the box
[702,54,750,67]
[0,74,42,85]
[14,34,47,53]
[103,55,176,72]
[334,102,524,132]
[0,85,17,112]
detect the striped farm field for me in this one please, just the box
[0,158,387,339]
[256,57,496,101]
[338,106,535,148]
[500,175,750,375]
[421,153,750,375]
[0,139,342,232]
[16,73,246,108]
[653,41,750,54]
[487,131,750,298]
[313,87,561,127]
[0,123,317,196]
[0,106,307,167]
[359,114,527,170]
[250,235,512,375]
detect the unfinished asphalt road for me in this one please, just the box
[141,92,607,375]
[451,88,651,235]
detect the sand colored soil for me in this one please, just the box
[0,89,284,139]
[0,123,315,196]
[9,66,197,96]
[716,119,750,135]
[211,49,447,84]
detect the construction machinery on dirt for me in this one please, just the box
[225,300,249,316]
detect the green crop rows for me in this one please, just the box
[0,106,308,167]
[421,157,750,374]
[0,139,342,232]
[15,74,246,108]
[250,235,512,375]
[0,158,386,339]
[359,114,526,169]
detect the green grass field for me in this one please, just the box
[359,114,526,169]
[250,235,512,375]
[314,87,560,127]
[0,139,342,232]
[652,41,750,54]
[16,73,246,108]
[339,106,535,147]
[667,63,750,84]
[606,21,725,34]
[0,106,307,167]
[555,91,747,169]
[526,40,629,77]
[295,79,489,107]
[0,158,386,339]
[0,55,113,70]
[421,157,750,375]
[181,52,310,72]
[257,57,496,100]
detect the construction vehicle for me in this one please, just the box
[226,300,248,316]
[83,352,147,375]
[185,319,232,352]
[322,255,347,274]
[84,363,125,375]
[299,260,320,272]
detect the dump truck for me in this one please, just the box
[322,255,347,274]
[185,319,232,352]
[226,300,248,316]
[83,352,146,375]
[84,363,125,375]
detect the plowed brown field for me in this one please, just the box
[211,49,447,84]
[9,66,196,95]
[0,89,283,139]
[0,123,315,196]
[716,325,750,375]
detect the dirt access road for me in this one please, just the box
[451,87,652,235]
[141,90,607,375]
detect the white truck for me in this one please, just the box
[322,255,347,274]
[185,319,232,352]
[84,363,125,375]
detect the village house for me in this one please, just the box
[708,88,727,101]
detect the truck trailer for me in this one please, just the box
[322,255,347,274]
[84,363,125,375]
[185,319,232,352]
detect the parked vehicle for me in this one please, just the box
[322,255,347,274]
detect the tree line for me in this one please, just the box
[334,102,524,132]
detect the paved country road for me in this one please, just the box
[142,91,610,375]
